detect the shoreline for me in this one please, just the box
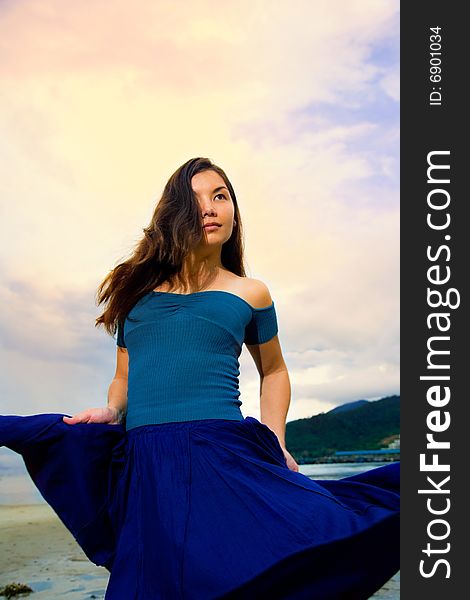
[0,504,109,599]
[0,504,398,599]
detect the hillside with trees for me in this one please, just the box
[285,395,400,461]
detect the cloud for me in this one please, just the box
[0,0,399,420]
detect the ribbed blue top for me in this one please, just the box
[116,290,278,431]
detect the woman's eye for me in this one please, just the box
[214,194,226,200]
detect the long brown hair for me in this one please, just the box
[95,157,247,340]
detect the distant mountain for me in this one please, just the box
[328,400,369,414]
[285,395,400,460]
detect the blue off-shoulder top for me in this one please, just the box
[116,290,278,430]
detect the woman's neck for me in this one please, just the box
[162,262,228,294]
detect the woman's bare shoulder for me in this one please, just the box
[239,277,273,309]
[215,271,273,309]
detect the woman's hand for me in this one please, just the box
[280,445,299,472]
[62,407,122,425]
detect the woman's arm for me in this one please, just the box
[259,364,291,448]
[107,347,129,424]
[107,377,128,424]
[244,279,298,470]
[248,335,291,447]
[249,339,298,471]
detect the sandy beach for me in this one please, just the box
[0,504,399,599]
[0,504,109,599]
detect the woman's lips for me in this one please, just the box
[204,225,220,231]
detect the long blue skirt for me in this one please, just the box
[0,413,399,599]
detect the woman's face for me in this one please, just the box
[191,170,235,246]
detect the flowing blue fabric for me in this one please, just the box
[0,413,399,599]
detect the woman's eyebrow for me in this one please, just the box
[194,186,229,197]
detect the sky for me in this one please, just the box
[0,0,399,424]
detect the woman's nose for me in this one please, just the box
[200,202,217,216]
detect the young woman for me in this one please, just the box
[0,157,399,599]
